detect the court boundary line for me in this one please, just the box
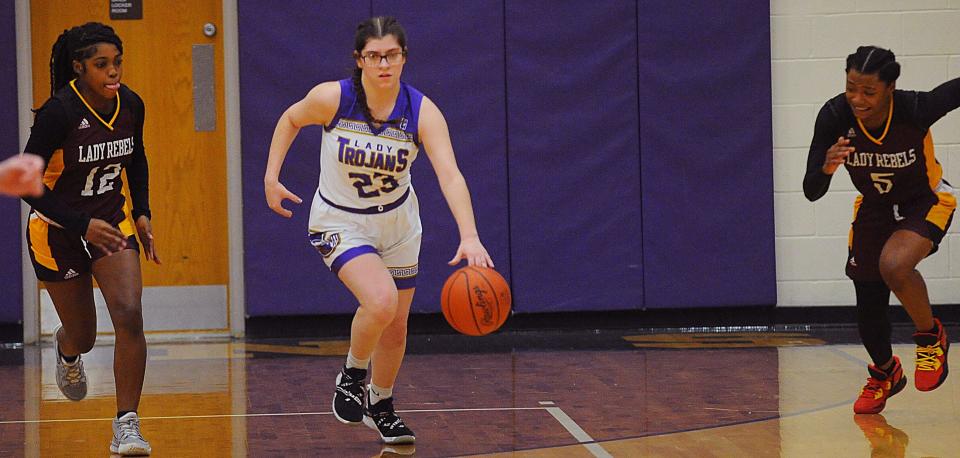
[0,406,548,425]
[541,402,613,458]
[457,398,863,457]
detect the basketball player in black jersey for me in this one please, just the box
[805,46,957,415]
[22,23,158,455]
[0,154,43,197]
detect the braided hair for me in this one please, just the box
[352,16,407,124]
[49,22,123,97]
[845,45,900,85]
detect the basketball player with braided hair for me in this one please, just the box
[265,16,493,444]
[805,45,958,414]
[22,22,158,455]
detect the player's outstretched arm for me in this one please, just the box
[419,97,494,268]
[264,81,341,218]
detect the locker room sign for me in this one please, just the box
[109,0,142,20]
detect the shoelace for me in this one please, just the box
[337,373,365,405]
[339,376,362,390]
[63,360,85,385]
[859,378,885,399]
[915,344,944,371]
[337,386,363,405]
[117,418,146,442]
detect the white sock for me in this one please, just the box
[345,350,369,370]
[368,383,393,405]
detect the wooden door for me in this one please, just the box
[30,0,229,334]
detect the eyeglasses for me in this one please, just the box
[360,51,406,66]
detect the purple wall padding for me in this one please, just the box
[372,1,510,313]
[505,1,643,312]
[239,2,776,316]
[240,1,511,315]
[0,3,22,323]
[638,0,776,308]
[240,0,370,316]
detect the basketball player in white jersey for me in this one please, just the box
[264,16,494,445]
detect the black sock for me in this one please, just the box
[59,350,78,364]
[854,281,894,367]
[117,410,136,419]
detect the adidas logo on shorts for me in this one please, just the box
[64,269,79,280]
[78,118,91,130]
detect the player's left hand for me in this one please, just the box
[136,215,161,265]
[448,235,494,268]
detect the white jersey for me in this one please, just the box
[316,79,424,211]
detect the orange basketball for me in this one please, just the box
[440,266,512,336]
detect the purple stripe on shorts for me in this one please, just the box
[394,275,417,290]
[331,245,378,274]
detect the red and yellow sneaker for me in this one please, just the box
[853,356,906,414]
[913,318,950,392]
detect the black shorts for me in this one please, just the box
[27,213,140,282]
[846,191,956,282]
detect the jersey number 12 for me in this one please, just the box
[81,163,122,196]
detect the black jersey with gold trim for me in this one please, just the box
[806,78,960,205]
[23,82,149,234]
[828,90,942,204]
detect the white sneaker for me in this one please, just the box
[53,324,87,401]
[110,412,152,456]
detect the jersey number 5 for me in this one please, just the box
[870,172,894,194]
[81,163,122,196]
[348,172,398,198]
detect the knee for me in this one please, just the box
[878,258,911,291]
[362,291,399,326]
[110,301,144,335]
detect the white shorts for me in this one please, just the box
[307,187,421,289]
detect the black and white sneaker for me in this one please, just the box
[364,396,415,444]
[333,366,367,424]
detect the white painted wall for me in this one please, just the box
[771,0,960,306]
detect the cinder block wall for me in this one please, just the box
[771,0,960,306]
